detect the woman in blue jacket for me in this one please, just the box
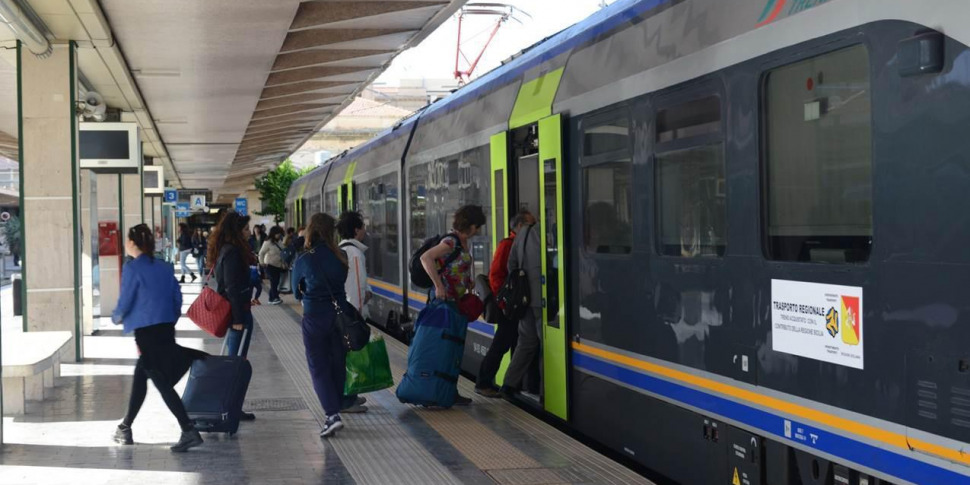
[292,213,363,437]
[112,224,207,452]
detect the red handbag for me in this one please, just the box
[187,269,232,338]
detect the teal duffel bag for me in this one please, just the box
[395,300,467,408]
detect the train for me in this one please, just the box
[285,1,970,483]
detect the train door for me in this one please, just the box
[489,113,568,421]
[339,161,358,213]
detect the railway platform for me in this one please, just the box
[0,283,651,485]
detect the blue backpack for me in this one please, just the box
[281,245,296,266]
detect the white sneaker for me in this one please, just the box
[269,299,283,305]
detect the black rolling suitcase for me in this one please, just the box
[182,329,252,436]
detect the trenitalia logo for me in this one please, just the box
[756,0,830,27]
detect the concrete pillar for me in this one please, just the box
[79,169,94,335]
[19,42,82,360]
[96,173,120,317]
[121,173,142,238]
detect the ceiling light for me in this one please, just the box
[132,69,181,78]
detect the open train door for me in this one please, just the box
[488,132,513,385]
[488,113,568,421]
[339,161,358,213]
[537,113,567,421]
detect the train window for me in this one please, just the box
[409,164,428,250]
[582,108,632,254]
[764,45,872,263]
[657,95,720,143]
[583,163,632,254]
[657,144,726,257]
[584,116,629,157]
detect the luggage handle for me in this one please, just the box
[220,327,249,357]
[440,333,464,345]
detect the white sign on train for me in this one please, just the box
[771,279,863,369]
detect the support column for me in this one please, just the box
[96,173,120,317]
[19,42,82,360]
[79,169,94,336]
[121,172,142,239]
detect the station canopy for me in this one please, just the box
[0,0,465,202]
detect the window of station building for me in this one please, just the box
[763,44,872,263]
[655,94,726,258]
[581,108,632,254]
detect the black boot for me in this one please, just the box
[190,273,198,282]
[180,275,185,283]
[170,428,203,452]
[113,423,133,445]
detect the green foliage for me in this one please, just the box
[254,160,313,223]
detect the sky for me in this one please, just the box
[375,0,615,85]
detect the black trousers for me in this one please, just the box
[267,265,282,302]
[476,313,519,390]
[123,323,195,431]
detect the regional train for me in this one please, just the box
[286,1,970,483]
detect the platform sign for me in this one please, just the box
[771,279,864,369]
[191,195,206,210]
[175,202,190,218]
[164,188,177,203]
[234,197,248,216]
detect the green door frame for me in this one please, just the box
[538,114,567,420]
[489,132,512,385]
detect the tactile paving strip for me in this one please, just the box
[242,397,308,412]
[414,408,542,471]
[379,327,652,485]
[252,306,462,485]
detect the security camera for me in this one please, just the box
[77,91,107,121]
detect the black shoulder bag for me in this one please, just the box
[313,247,371,351]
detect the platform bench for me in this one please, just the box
[2,331,72,415]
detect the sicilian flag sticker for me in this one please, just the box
[840,295,861,346]
[771,279,864,369]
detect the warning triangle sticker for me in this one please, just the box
[732,467,741,485]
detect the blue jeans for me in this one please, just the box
[179,250,193,276]
[224,312,253,358]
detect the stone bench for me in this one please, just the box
[2,331,72,415]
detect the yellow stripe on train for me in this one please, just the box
[571,342,968,466]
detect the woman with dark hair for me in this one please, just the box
[112,224,207,452]
[292,213,367,437]
[418,204,487,405]
[178,223,196,283]
[192,228,207,276]
[258,225,287,305]
[208,211,256,358]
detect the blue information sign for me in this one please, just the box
[164,188,177,203]
[234,198,248,216]
[175,202,190,218]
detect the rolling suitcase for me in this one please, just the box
[182,329,252,436]
[396,300,467,408]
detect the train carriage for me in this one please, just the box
[286,1,970,483]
